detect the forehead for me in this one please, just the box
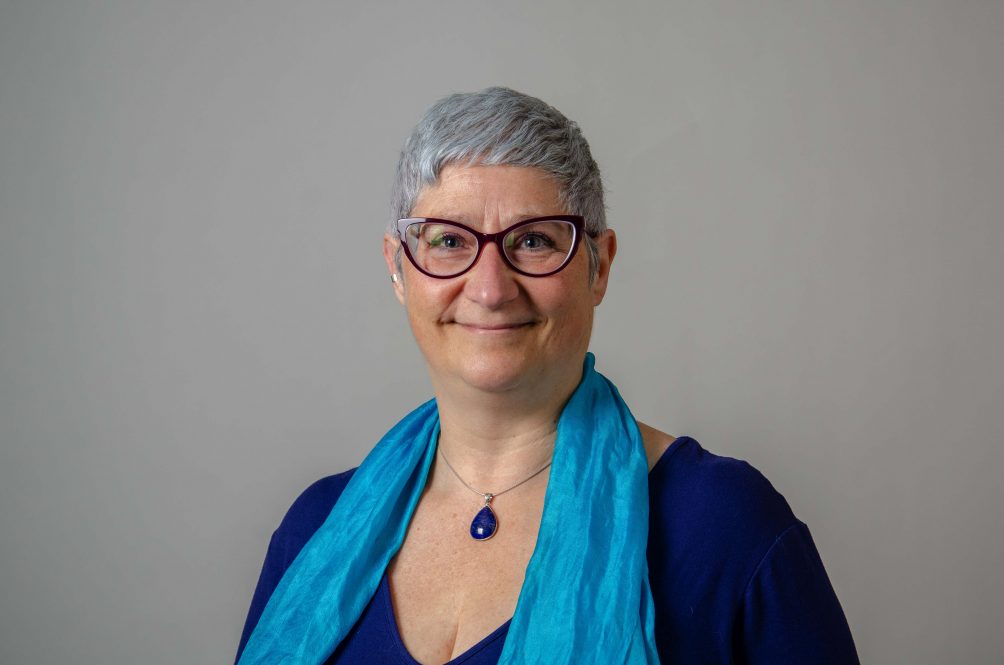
[411,164,564,223]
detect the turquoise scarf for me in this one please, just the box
[239,354,660,664]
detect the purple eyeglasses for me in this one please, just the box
[396,215,588,279]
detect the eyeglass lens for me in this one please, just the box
[404,220,576,277]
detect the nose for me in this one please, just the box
[463,242,520,309]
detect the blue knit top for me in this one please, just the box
[237,437,859,664]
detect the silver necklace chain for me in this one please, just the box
[438,447,553,501]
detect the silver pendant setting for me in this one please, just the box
[469,493,498,540]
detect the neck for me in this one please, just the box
[428,362,582,491]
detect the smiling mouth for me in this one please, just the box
[455,321,535,332]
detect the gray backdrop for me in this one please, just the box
[1,1,1002,663]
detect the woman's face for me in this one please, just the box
[383,164,616,396]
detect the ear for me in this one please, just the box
[591,229,617,306]
[383,233,406,305]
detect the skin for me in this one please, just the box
[381,164,674,664]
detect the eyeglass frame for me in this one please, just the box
[395,215,591,279]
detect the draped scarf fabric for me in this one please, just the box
[239,354,660,664]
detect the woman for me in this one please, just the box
[236,87,859,664]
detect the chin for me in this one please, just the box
[452,355,540,394]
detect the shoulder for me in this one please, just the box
[636,420,675,470]
[648,436,799,545]
[236,467,359,662]
[285,467,358,521]
[644,439,859,661]
[645,437,816,658]
[645,438,801,603]
[271,467,358,563]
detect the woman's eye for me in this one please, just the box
[518,233,552,250]
[430,233,464,249]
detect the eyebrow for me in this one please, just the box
[416,211,560,225]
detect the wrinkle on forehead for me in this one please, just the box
[411,164,565,230]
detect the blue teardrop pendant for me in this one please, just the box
[470,494,498,540]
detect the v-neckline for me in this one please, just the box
[379,572,511,665]
[377,439,688,664]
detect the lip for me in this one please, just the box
[455,321,535,333]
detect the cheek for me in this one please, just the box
[543,288,595,343]
[565,303,595,344]
[403,276,459,324]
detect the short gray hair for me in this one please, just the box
[390,87,605,279]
